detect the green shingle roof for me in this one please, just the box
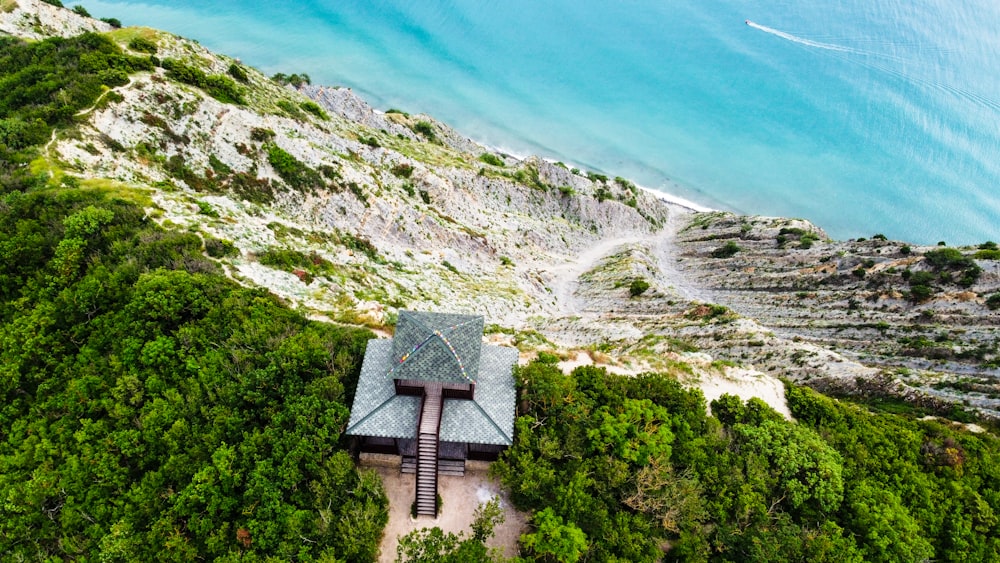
[346,313,517,446]
[388,311,484,384]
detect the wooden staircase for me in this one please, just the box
[415,385,443,517]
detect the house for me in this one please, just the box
[346,311,517,517]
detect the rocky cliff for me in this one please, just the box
[3,0,998,419]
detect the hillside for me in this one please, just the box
[2,1,1000,560]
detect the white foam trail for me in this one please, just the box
[746,20,868,56]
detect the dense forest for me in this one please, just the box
[492,359,1000,562]
[0,33,387,560]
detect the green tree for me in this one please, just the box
[521,507,589,563]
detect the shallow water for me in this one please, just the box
[82,0,1000,244]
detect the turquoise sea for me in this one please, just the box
[81,0,1000,244]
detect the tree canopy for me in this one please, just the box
[0,188,387,560]
[494,361,1000,562]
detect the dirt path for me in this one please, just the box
[544,235,644,316]
[372,465,527,562]
[43,77,135,177]
[651,215,714,304]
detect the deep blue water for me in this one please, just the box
[82,0,1000,244]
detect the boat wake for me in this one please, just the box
[745,20,868,56]
[744,19,1000,118]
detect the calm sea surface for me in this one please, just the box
[82,0,1000,244]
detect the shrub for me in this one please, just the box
[412,120,435,140]
[227,63,249,83]
[900,245,912,255]
[924,248,971,270]
[910,284,934,302]
[100,17,122,28]
[128,37,158,54]
[974,249,1000,260]
[161,58,245,105]
[276,99,303,118]
[536,351,560,365]
[385,108,409,116]
[979,241,998,251]
[250,127,275,142]
[391,163,414,178]
[204,237,238,258]
[711,241,741,258]
[500,256,513,267]
[71,4,90,17]
[629,279,650,297]
[266,143,323,193]
[358,135,380,148]
[195,200,218,218]
[478,153,505,167]
[986,293,1000,310]
[271,72,311,87]
[909,271,936,286]
[300,100,328,120]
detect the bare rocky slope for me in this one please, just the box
[4,0,999,419]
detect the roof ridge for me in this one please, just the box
[345,393,400,435]
[467,398,512,445]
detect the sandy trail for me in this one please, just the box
[543,235,644,316]
[651,215,714,304]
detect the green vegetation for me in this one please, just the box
[0,189,387,560]
[479,153,505,167]
[71,4,90,17]
[512,163,550,192]
[923,247,982,287]
[987,293,1000,310]
[270,72,311,88]
[776,227,819,249]
[496,361,1000,562]
[127,36,158,54]
[395,498,505,561]
[629,278,650,297]
[391,162,414,178]
[975,249,1000,260]
[204,235,238,258]
[300,100,328,120]
[227,62,248,83]
[265,143,324,193]
[412,120,436,141]
[101,17,123,29]
[710,240,741,258]
[162,58,246,105]
[0,33,153,193]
